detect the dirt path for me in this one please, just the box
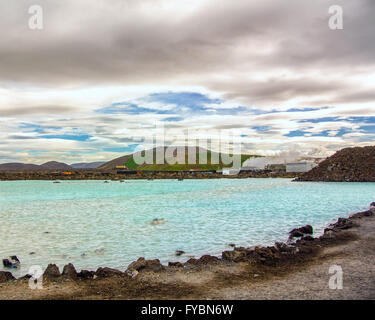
[209,216,375,299]
[1,213,374,300]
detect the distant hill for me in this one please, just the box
[71,162,106,169]
[0,161,72,171]
[297,146,375,182]
[99,146,258,171]
[40,161,72,170]
[0,147,258,172]
[0,163,41,171]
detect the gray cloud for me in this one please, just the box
[0,0,375,163]
[0,105,76,117]
[209,78,349,104]
[7,135,38,140]
[0,0,374,105]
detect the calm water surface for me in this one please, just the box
[1,178,374,276]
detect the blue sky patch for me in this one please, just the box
[38,133,92,141]
[96,91,225,116]
[252,126,272,133]
[285,107,328,113]
[96,102,172,115]
[19,123,61,133]
[146,92,222,108]
[162,116,184,122]
[284,130,308,137]
[284,126,353,138]
[102,144,139,153]
[359,125,375,133]
[299,116,375,124]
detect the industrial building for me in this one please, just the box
[222,168,240,175]
[286,161,316,173]
[239,167,263,172]
[265,164,286,172]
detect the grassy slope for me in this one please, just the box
[124,152,257,171]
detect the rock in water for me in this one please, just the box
[62,263,78,280]
[2,256,20,268]
[289,225,313,238]
[17,274,32,281]
[126,257,164,273]
[150,218,167,225]
[95,267,124,278]
[196,255,220,265]
[289,230,303,238]
[222,248,248,262]
[330,218,355,230]
[370,202,375,214]
[175,250,185,256]
[168,262,184,268]
[299,225,313,234]
[94,247,105,254]
[0,271,15,283]
[43,264,61,281]
[77,270,95,279]
[274,242,298,254]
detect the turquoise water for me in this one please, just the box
[0,179,374,276]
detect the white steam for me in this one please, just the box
[243,149,322,169]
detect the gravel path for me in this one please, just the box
[209,215,375,299]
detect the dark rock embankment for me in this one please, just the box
[297,146,375,182]
[0,170,299,181]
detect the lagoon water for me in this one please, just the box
[1,178,374,276]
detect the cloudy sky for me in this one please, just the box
[0,0,374,164]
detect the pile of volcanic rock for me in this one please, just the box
[297,146,375,182]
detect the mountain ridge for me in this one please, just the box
[0,147,258,171]
[0,161,72,171]
[70,162,106,169]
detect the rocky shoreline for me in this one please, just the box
[0,170,298,181]
[1,202,374,298]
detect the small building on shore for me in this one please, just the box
[115,165,127,169]
[286,161,316,173]
[222,168,240,175]
[265,164,286,173]
[240,166,263,173]
[189,169,214,174]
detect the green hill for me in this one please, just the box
[99,146,258,171]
